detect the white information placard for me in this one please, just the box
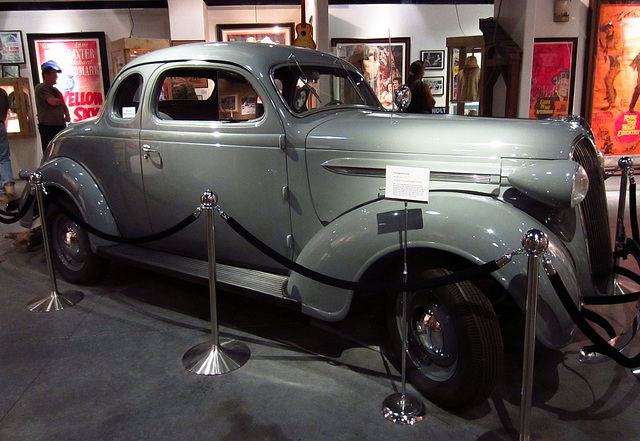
[385,165,430,203]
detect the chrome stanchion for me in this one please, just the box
[614,156,633,260]
[182,190,250,375]
[382,201,426,425]
[27,172,84,312]
[519,229,548,441]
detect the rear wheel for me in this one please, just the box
[388,267,503,409]
[46,201,109,285]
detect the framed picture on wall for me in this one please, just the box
[424,76,445,96]
[27,32,110,123]
[2,65,19,78]
[216,23,294,45]
[420,50,444,70]
[331,37,410,109]
[584,0,640,164]
[0,31,25,64]
[529,38,577,120]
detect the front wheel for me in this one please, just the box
[388,268,503,409]
[46,201,109,285]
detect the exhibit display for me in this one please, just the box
[0,77,35,138]
[28,42,617,409]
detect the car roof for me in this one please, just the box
[122,41,346,74]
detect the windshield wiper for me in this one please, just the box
[334,58,366,105]
[288,53,322,103]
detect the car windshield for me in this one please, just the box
[273,62,381,115]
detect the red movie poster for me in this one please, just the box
[591,4,640,156]
[33,37,105,123]
[529,39,576,119]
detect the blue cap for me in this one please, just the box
[41,60,62,73]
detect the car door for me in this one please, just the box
[139,62,291,271]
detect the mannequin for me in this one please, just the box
[457,55,480,102]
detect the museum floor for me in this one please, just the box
[1,177,640,441]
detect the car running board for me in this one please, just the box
[97,244,292,301]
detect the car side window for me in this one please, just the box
[154,68,264,122]
[113,73,143,119]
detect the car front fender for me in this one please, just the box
[39,157,119,251]
[287,192,580,349]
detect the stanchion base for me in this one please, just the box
[183,339,250,376]
[382,392,426,425]
[27,290,84,313]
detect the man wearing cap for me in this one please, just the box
[35,60,70,152]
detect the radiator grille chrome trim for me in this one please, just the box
[571,136,613,293]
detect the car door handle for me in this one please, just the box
[142,144,158,159]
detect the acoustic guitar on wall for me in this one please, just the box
[293,1,316,49]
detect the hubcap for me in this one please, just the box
[404,296,458,380]
[415,308,444,356]
[62,226,80,258]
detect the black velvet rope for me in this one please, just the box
[580,306,617,339]
[547,270,640,368]
[582,267,640,305]
[631,179,639,243]
[47,195,199,244]
[224,215,502,292]
[0,193,36,224]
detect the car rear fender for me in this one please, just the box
[39,157,119,251]
[287,192,580,349]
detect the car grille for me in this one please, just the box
[571,136,613,294]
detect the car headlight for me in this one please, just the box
[507,160,589,208]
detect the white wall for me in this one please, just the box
[0,9,170,171]
[495,0,590,118]
[208,4,494,109]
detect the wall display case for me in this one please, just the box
[446,36,483,116]
[111,38,170,76]
[0,77,35,138]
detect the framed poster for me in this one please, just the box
[27,32,110,123]
[2,65,19,78]
[332,37,410,109]
[0,31,25,64]
[420,50,444,70]
[216,23,294,45]
[585,1,640,162]
[529,38,577,119]
[424,76,445,96]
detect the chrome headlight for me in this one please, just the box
[507,160,589,208]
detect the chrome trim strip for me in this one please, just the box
[322,165,497,184]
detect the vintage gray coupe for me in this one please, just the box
[36,42,615,409]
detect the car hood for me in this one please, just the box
[303,111,588,223]
[306,111,585,160]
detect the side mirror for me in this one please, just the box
[394,85,411,111]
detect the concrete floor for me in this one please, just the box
[1,178,640,441]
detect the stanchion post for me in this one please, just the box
[26,172,84,312]
[182,190,250,375]
[615,157,633,261]
[519,229,548,441]
[382,201,426,425]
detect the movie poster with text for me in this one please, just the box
[591,4,640,157]
[529,40,575,119]
[33,37,105,123]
